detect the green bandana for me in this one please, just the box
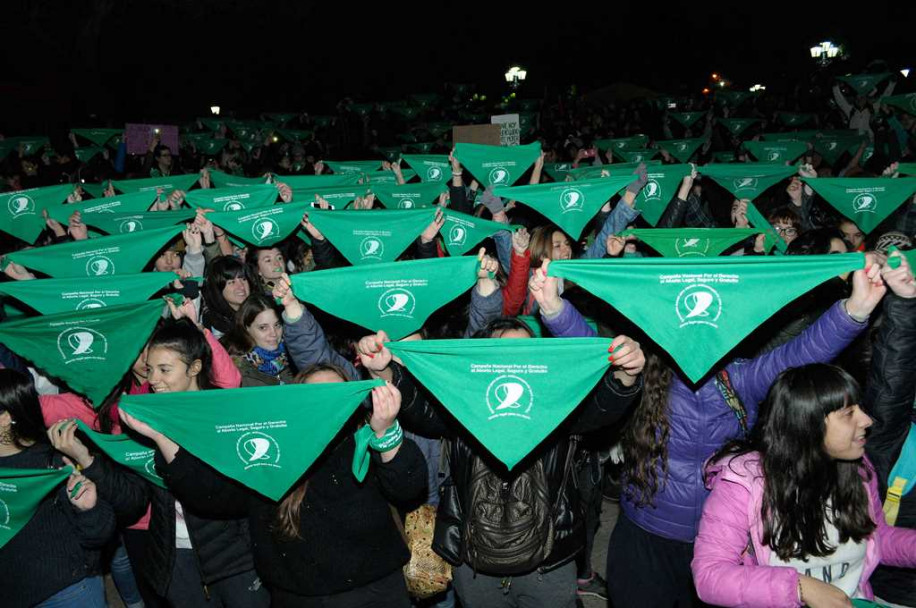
[276,129,312,143]
[619,228,760,257]
[111,174,200,197]
[440,210,510,256]
[45,191,159,226]
[273,174,363,189]
[75,210,195,235]
[742,141,808,164]
[744,201,787,253]
[718,118,759,137]
[613,148,658,163]
[635,164,693,226]
[290,256,479,340]
[0,272,177,314]
[409,143,435,154]
[0,300,164,405]
[777,112,814,127]
[543,163,575,182]
[199,118,225,131]
[401,155,450,183]
[305,208,435,265]
[0,468,71,549]
[0,136,50,158]
[370,182,446,209]
[185,185,278,211]
[119,381,384,500]
[567,161,662,182]
[267,113,297,125]
[3,224,184,278]
[896,163,916,177]
[197,140,227,156]
[594,136,649,152]
[715,91,752,107]
[350,104,374,117]
[881,92,916,116]
[837,73,891,95]
[669,112,705,128]
[0,184,75,244]
[376,147,402,163]
[74,147,105,163]
[293,185,370,208]
[312,116,334,128]
[325,161,384,175]
[698,163,797,200]
[71,129,122,147]
[206,202,308,247]
[656,138,705,163]
[453,142,542,187]
[78,182,110,199]
[363,170,417,185]
[815,136,865,165]
[74,421,165,488]
[386,338,612,470]
[712,151,737,163]
[760,130,820,143]
[493,177,633,238]
[550,254,864,382]
[801,177,916,234]
[208,171,270,189]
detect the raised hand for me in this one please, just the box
[512,228,530,256]
[528,257,562,316]
[420,208,444,244]
[608,335,645,386]
[846,255,887,320]
[48,419,93,469]
[356,330,393,376]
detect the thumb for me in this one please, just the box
[539,257,550,278]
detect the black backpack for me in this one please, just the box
[462,443,575,575]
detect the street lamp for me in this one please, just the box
[210,105,221,116]
[901,69,911,78]
[505,66,527,89]
[810,41,841,67]
[749,84,766,92]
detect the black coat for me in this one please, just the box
[865,293,916,606]
[392,360,643,573]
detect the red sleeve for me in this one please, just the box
[502,249,531,317]
[40,393,101,430]
[205,329,242,388]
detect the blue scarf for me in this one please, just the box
[245,341,289,377]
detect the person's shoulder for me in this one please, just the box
[706,451,764,490]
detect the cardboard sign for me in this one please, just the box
[125,124,180,156]
[491,114,521,146]
[452,124,501,146]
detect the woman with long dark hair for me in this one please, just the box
[221,293,295,386]
[201,256,256,338]
[693,364,916,607]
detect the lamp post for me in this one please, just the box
[505,66,527,90]
[809,41,841,67]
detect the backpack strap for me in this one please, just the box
[715,369,749,438]
[883,421,916,526]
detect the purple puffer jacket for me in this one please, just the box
[541,298,868,543]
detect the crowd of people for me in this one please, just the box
[0,62,915,608]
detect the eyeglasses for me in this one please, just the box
[774,226,798,236]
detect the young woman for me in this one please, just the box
[119,364,427,608]
[246,246,286,294]
[201,256,255,338]
[693,364,916,607]
[0,369,115,608]
[221,293,295,386]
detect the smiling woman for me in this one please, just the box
[220,293,295,387]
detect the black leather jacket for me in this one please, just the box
[392,360,643,573]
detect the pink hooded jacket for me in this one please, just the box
[692,452,916,608]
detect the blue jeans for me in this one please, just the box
[36,576,106,608]
[111,538,145,607]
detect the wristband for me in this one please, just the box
[887,245,901,269]
[369,420,403,452]
[351,420,403,482]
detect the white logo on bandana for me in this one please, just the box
[236,432,281,469]
[57,327,108,363]
[676,284,722,328]
[486,375,533,420]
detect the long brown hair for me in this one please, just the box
[274,362,352,540]
[528,225,569,267]
[621,351,674,507]
[220,293,281,355]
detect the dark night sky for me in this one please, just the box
[1,0,913,131]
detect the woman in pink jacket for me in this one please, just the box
[692,364,916,608]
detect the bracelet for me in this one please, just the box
[452,170,463,176]
[369,420,403,452]
[797,577,804,605]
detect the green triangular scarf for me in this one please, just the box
[119,381,384,500]
[440,210,510,256]
[815,136,864,165]
[290,256,479,340]
[325,161,384,175]
[0,184,75,243]
[111,174,201,197]
[716,91,752,107]
[567,161,662,182]
[305,208,435,265]
[74,147,105,163]
[293,185,370,208]
[543,163,575,182]
[742,141,808,164]
[0,300,164,405]
[744,201,787,253]
[594,136,649,152]
[778,113,814,127]
[197,140,227,156]
[881,93,916,116]
[712,151,737,163]
[401,155,450,183]
[0,468,71,549]
[837,73,891,95]
[453,142,542,187]
[896,163,916,177]
[208,171,270,189]
[549,254,864,382]
[619,228,760,257]
[78,182,110,199]
[276,129,313,143]
[363,170,417,185]
[670,112,705,128]
[74,210,195,235]
[370,182,446,209]
[656,138,705,163]
[185,185,278,211]
[273,174,363,189]
[0,272,177,314]
[494,177,633,239]
[71,129,122,147]
[801,178,916,234]
[635,164,693,226]
[698,163,797,200]
[719,118,759,137]
[613,148,658,163]
[267,113,297,125]
[2,224,184,278]
[205,202,309,247]
[386,338,612,470]
[45,191,159,226]
[74,421,165,488]
[199,118,224,131]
